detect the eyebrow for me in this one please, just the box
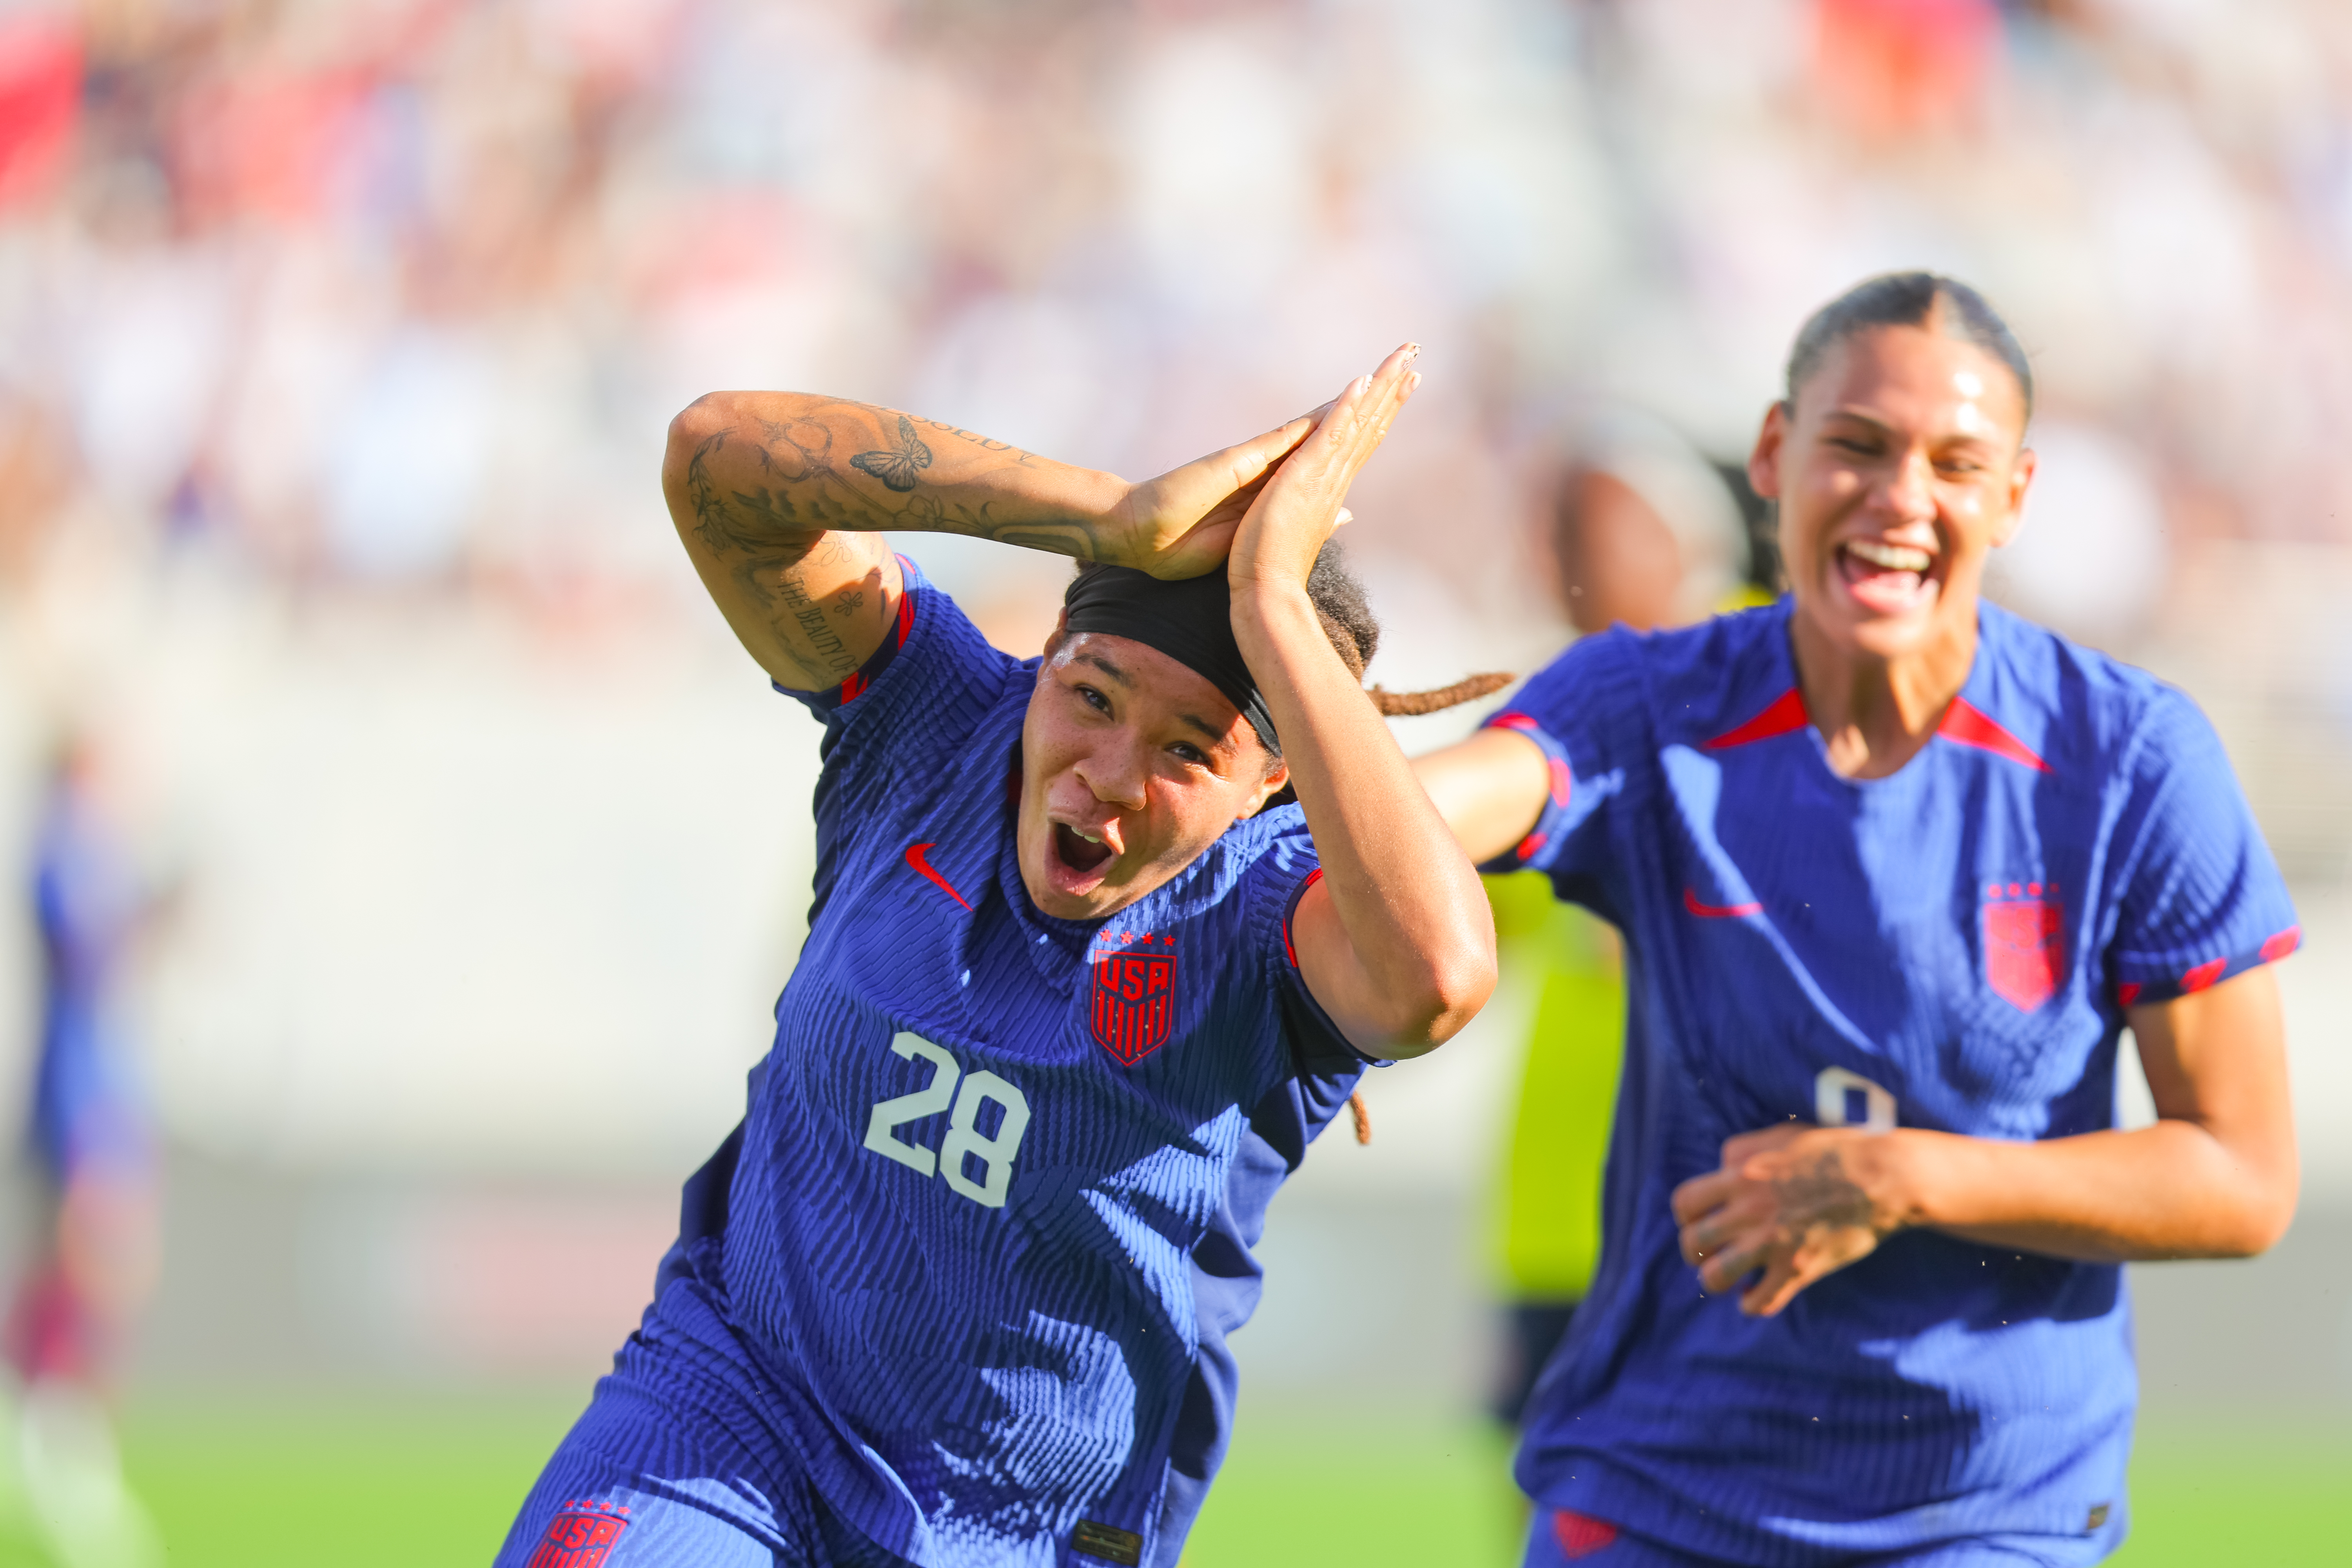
[1174,712,1227,744]
[1821,408,2003,449]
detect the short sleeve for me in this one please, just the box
[1475,632,1642,899]
[775,554,1029,831]
[1230,819,1377,1080]
[2106,689,2302,1006]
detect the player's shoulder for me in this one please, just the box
[1140,803,1319,955]
[1501,601,1798,754]
[1964,601,2211,781]
[797,553,1033,742]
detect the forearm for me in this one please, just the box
[1232,584,1497,1054]
[661,392,1134,688]
[1412,730,1551,864]
[1880,1120,2298,1262]
[663,391,1128,559]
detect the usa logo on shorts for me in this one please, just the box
[1089,931,1176,1065]
[527,1503,630,1568]
[1984,881,2065,1012]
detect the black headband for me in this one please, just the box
[1062,564,1278,752]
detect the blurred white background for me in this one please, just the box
[0,0,2343,1411]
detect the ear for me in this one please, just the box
[1989,446,2037,550]
[1042,606,1071,659]
[1238,757,1291,819]
[1747,402,1789,502]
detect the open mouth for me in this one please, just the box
[1836,537,1938,614]
[1053,822,1117,878]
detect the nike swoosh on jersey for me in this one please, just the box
[1684,887,1763,919]
[905,842,971,910]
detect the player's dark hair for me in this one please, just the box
[1068,544,1511,729]
[1784,272,2034,423]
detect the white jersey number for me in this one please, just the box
[862,1032,1031,1209]
[1815,1065,1897,1132]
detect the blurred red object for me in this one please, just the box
[176,65,368,225]
[0,9,81,213]
[1813,0,1999,139]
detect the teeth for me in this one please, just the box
[1073,828,1103,844]
[1846,540,1932,572]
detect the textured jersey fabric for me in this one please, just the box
[1492,598,2300,1566]
[593,557,1363,1568]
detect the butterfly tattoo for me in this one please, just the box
[849,415,935,492]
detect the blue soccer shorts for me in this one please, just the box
[496,1374,911,1568]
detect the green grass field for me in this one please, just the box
[0,1394,2325,1566]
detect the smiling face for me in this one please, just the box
[1751,321,2036,663]
[1016,627,1289,921]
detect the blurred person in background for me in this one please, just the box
[1486,410,1759,1437]
[499,348,1501,1568]
[2,731,164,1568]
[1417,273,2302,1566]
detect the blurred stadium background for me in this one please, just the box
[0,0,2347,1563]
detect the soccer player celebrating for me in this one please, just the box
[1416,274,2301,1567]
[497,345,1498,1568]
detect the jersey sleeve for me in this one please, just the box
[1475,632,1642,906]
[1236,818,1378,1087]
[773,554,1028,834]
[2105,688,2302,1007]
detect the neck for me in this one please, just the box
[1790,604,1977,780]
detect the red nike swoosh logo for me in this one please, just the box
[1684,887,1762,919]
[906,843,971,910]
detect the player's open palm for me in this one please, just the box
[1671,1123,1908,1317]
[1107,410,1322,580]
[1227,344,1421,592]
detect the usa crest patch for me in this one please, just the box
[1090,932,1176,1065]
[1983,881,2065,1012]
[526,1503,629,1568]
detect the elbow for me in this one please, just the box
[2212,1180,2299,1259]
[1369,942,1498,1061]
[664,393,735,476]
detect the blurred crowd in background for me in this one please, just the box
[0,0,2348,1436]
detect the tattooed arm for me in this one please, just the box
[661,393,1320,690]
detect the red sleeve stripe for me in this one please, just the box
[2179,956,2228,993]
[2259,926,2302,962]
[1281,868,1324,969]
[893,556,916,648]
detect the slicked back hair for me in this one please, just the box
[1784,272,2034,426]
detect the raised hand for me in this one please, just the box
[1226,344,1420,592]
[1103,411,1323,580]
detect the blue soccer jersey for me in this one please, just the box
[1491,599,2300,1565]
[530,558,1364,1568]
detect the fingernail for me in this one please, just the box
[1408,372,1422,391]
[1336,508,1353,524]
